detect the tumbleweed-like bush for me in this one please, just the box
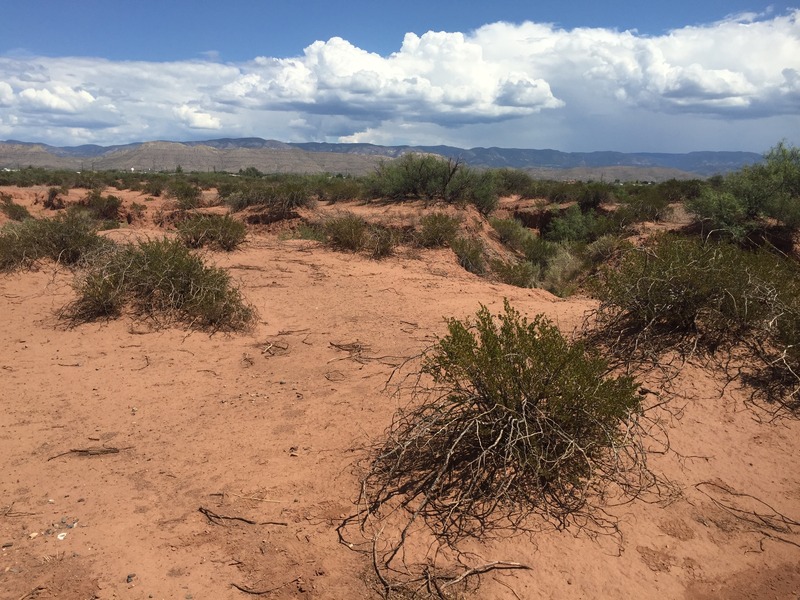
[362,301,650,545]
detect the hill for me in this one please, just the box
[0,138,763,180]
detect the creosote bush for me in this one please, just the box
[66,238,255,331]
[176,213,247,251]
[362,301,648,545]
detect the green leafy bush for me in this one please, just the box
[363,301,646,542]
[416,212,461,247]
[81,189,122,221]
[176,214,247,251]
[489,217,531,250]
[687,141,800,239]
[451,236,485,274]
[66,238,255,331]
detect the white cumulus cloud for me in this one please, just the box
[0,9,797,150]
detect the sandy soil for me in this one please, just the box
[1,186,799,599]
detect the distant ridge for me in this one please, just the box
[0,137,763,180]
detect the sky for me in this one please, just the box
[0,1,798,153]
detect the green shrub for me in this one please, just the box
[364,225,399,259]
[520,234,558,269]
[489,217,530,250]
[687,141,800,239]
[615,186,673,225]
[0,211,110,271]
[323,213,368,251]
[66,238,255,331]
[0,194,32,221]
[167,179,202,210]
[593,234,800,404]
[538,245,584,297]
[82,189,122,221]
[224,179,315,216]
[363,301,645,541]
[491,258,538,288]
[451,236,485,274]
[577,182,613,213]
[416,212,461,247]
[176,214,247,251]
[546,205,599,243]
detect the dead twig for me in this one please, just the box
[231,577,301,595]
[47,446,130,461]
[18,586,47,600]
[199,507,287,527]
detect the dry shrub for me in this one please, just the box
[177,213,247,251]
[592,234,800,410]
[66,238,255,331]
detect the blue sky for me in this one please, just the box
[0,1,798,152]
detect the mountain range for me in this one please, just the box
[0,138,763,181]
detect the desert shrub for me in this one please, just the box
[367,154,499,214]
[142,178,165,197]
[538,245,584,297]
[364,224,400,259]
[81,189,122,221]
[0,194,32,221]
[584,234,633,267]
[416,212,461,248]
[312,175,365,203]
[66,238,255,331]
[687,141,800,239]
[546,205,599,243]
[291,222,327,242]
[451,236,485,274]
[176,214,247,251]
[0,211,110,271]
[491,258,538,288]
[593,234,800,406]
[493,168,537,197]
[167,178,202,209]
[362,301,646,545]
[521,234,558,269]
[577,182,613,212]
[44,187,65,210]
[614,186,674,226]
[323,212,368,251]
[489,217,531,250]
[224,179,315,217]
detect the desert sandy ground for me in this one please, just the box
[1,186,799,599]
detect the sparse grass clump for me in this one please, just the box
[0,211,110,271]
[67,238,255,331]
[415,212,461,248]
[362,301,648,546]
[176,213,247,251]
[0,194,32,221]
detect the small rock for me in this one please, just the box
[2,542,12,548]
[28,532,38,539]
[126,573,136,583]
